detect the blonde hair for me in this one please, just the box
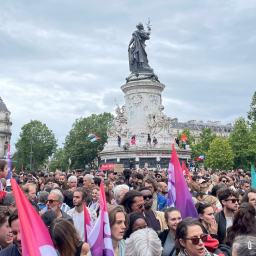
[202,195,217,205]
[108,205,126,227]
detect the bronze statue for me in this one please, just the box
[128,22,153,73]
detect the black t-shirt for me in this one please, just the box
[148,135,151,141]
[0,244,21,256]
[144,211,161,233]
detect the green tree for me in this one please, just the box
[177,128,195,148]
[191,128,217,163]
[229,117,256,169]
[205,137,234,170]
[248,90,256,123]
[64,112,114,169]
[12,120,58,172]
[48,148,68,172]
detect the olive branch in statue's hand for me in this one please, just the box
[146,18,152,32]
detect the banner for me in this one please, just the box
[101,164,114,170]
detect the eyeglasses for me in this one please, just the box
[47,199,58,204]
[222,180,227,183]
[185,234,208,245]
[138,203,146,209]
[225,199,239,203]
[143,195,153,200]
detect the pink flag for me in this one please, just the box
[84,203,92,243]
[10,179,57,256]
[88,181,114,256]
[168,144,199,219]
[6,144,12,179]
[182,161,192,181]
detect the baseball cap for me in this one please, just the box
[107,170,117,175]
[198,179,206,185]
[97,172,105,177]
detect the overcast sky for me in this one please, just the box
[1,0,256,150]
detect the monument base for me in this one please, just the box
[99,144,192,170]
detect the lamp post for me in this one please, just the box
[30,127,36,171]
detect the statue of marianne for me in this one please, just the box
[128,22,153,74]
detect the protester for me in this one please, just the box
[83,174,94,189]
[157,182,168,197]
[49,218,90,256]
[214,188,239,243]
[0,210,21,256]
[201,195,217,213]
[125,227,163,256]
[241,187,256,206]
[88,187,100,213]
[2,192,16,212]
[232,235,256,256]
[143,177,167,211]
[120,190,145,213]
[124,212,147,239]
[108,205,126,256]
[175,218,211,256]
[146,133,152,147]
[67,187,97,241]
[240,179,251,191]
[114,184,129,205]
[139,187,167,233]
[41,210,57,227]
[0,206,13,251]
[58,173,69,190]
[159,207,182,256]
[46,189,73,224]
[224,203,256,247]
[67,176,78,191]
[195,202,218,240]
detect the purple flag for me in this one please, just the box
[88,182,114,256]
[167,144,199,219]
[6,144,12,179]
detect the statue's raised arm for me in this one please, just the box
[128,22,153,74]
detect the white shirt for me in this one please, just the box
[226,217,233,231]
[67,207,97,241]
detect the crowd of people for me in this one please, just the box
[0,158,256,256]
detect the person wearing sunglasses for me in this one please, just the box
[139,187,167,233]
[214,188,239,244]
[175,218,211,256]
[120,190,145,213]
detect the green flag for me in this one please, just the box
[251,163,256,188]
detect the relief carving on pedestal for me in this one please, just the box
[107,99,128,138]
[147,105,173,137]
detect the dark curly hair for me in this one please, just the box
[224,203,256,246]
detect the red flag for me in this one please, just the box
[181,135,189,141]
[235,169,238,174]
[84,203,92,243]
[10,179,57,256]
[182,162,192,181]
[21,166,24,173]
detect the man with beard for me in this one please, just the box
[214,188,239,243]
[22,183,39,211]
[67,187,97,241]
[0,210,21,256]
[138,187,167,233]
[58,173,69,190]
[157,182,168,197]
[47,189,73,224]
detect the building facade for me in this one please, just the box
[0,97,12,159]
[170,118,234,143]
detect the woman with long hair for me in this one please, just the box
[49,218,90,256]
[108,205,126,256]
[0,206,13,251]
[195,202,218,240]
[175,218,211,256]
[225,202,256,247]
[88,187,100,213]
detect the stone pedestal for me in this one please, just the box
[99,77,192,169]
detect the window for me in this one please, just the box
[177,130,179,134]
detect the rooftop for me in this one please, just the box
[0,97,10,112]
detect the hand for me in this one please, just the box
[69,187,76,192]
[208,220,218,235]
[39,209,45,216]
[111,198,115,205]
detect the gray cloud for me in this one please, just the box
[0,0,255,150]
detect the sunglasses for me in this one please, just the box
[222,180,227,183]
[225,199,239,203]
[138,203,146,209]
[185,234,208,245]
[143,195,153,200]
[47,199,58,204]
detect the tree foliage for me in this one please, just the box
[48,148,68,172]
[191,128,217,163]
[177,128,195,148]
[12,120,57,172]
[248,90,256,123]
[205,137,234,170]
[63,112,114,169]
[229,117,256,170]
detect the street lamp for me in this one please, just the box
[30,126,36,171]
